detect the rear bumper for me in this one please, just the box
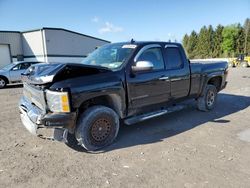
[19,96,76,141]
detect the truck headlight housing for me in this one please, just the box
[46,90,70,113]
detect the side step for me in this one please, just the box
[124,104,186,125]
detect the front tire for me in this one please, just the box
[197,85,217,112]
[75,105,120,151]
[0,77,7,89]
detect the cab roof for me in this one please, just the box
[110,41,181,47]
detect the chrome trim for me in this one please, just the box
[134,44,161,62]
[132,61,154,72]
[19,97,41,135]
[170,78,182,81]
[132,94,149,100]
[159,76,169,80]
[23,83,46,111]
[135,61,153,68]
[20,108,38,135]
[19,96,44,124]
[165,44,178,48]
[141,110,168,121]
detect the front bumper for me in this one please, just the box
[19,96,76,141]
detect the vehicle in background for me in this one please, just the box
[0,61,43,88]
[19,41,228,151]
[228,54,250,68]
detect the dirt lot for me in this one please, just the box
[0,68,250,188]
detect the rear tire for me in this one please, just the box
[197,85,217,112]
[0,77,7,89]
[75,105,119,151]
[241,61,249,68]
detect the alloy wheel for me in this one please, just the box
[207,90,215,107]
[0,78,6,88]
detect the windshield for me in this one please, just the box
[1,63,15,70]
[80,43,136,70]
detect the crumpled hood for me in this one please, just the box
[22,63,110,85]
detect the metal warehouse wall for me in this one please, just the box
[44,29,109,61]
[0,32,23,57]
[0,28,110,63]
[22,30,45,57]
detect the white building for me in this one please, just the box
[0,27,110,67]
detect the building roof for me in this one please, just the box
[0,30,20,33]
[0,27,110,43]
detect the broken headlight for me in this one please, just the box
[46,90,70,113]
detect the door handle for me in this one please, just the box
[158,76,169,81]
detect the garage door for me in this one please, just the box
[0,44,11,68]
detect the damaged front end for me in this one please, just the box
[19,62,109,142]
[19,83,76,142]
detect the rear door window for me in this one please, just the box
[164,47,184,70]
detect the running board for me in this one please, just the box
[124,105,186,125]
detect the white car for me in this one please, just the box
[0,61,42,88]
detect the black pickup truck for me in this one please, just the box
[19,41,228,151]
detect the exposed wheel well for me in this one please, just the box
[0,76,9,84]
[207,76,222,91]
[78,95,124,118]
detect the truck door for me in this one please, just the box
[126,44,171,109]
[163,45,190,99]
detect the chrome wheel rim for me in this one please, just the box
[207,90,215,107]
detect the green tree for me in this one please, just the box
[221,24,239,57]
[212,24,224,57]
[196,26,212,58]
[182,34,189,54]
[235,23,245,55]
[186,31,198,59]
[182,18,250,58]
[207,25,214,57]
[243,18,250,54]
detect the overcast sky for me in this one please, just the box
[0,0,249,42]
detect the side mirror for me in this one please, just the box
[12,66,19,71]
[131,61,154,72]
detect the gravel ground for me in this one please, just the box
[0,68,249,188]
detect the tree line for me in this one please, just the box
[182,18,250,59]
